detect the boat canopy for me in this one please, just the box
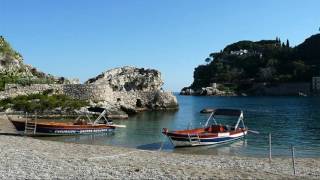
[213,109,242,117]
[74,107,110,125]
[204,108,244,129]
[87,107,106,113]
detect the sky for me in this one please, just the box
[1,0,320,91]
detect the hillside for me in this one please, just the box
[0,36,69,90]
[183,34,320,95]
[295,34,320,64]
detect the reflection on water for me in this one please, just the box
[38,95,320,157]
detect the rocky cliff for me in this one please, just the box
[0,36,178,117]
[85,66,178,116]
[86,66,163,91]
[181,33,320,96]
[0,66,179,118]
[0,36,33,77]
[0,36,72,90]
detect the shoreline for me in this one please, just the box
[1,115,320,179]
[0,135,319,179]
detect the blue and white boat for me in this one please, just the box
[162,109,248,147]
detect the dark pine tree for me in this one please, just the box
[286,39,290,48]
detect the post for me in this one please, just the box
[269,133,272,162]
[159,135,164,152]
[291,145,296,175]
[34,111,37,135]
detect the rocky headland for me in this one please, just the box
[0,36,74,88]
[181,33,320,96]
[0,36,178,118]
[83,66,179,116]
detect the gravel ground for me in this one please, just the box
[0,115,320,179]
[0,135,319,179]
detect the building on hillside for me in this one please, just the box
[230,49,248,56]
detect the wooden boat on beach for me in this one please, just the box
[8,108,125,136]
[162,108,247,147]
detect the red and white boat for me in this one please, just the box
[162,109,247,147]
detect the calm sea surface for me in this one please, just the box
[39,95,320,157]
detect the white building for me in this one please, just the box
[230,49,248,56]
[312,77,320,93]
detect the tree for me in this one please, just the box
[259,67,275,81]
[209,52,220,60]
[286,39,290,48]
[292,60,308,80]
[205,57,211,64]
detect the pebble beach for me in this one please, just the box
[0,136,319,179]
[1,116,320,179]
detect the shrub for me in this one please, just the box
[0,93,89,113]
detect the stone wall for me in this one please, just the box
[0,84,63,100]
[0,84,178,111]
[63,84,177,110]
[62,84,113,101]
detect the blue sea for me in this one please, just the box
[39,95,320,157]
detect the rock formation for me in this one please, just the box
[0,66,179,118]
[181,33,320,96]
[0,36,178,117]
[0,36,72,86]
[85,66,179,116]
[180,84,236,96]
[86,66,163,92]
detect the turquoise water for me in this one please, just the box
[40,95,320,157]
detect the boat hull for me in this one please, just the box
[164,128,247,147]
[10,120,115,136]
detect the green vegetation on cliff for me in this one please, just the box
[190,34,320,90]
[0,36,21,59]
[0,36,69,91]
[0,92,89,113]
